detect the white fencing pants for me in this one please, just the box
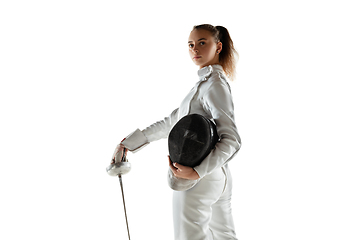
[173,166,237,240]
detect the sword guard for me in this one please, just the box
[106,162,131,176]
[107,148,131,176]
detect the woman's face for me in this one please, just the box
[188,29,222,69]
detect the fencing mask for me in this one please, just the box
[168,114,219,168]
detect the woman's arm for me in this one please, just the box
[142,108,180,142]
[111,108,179,163]
[193,80,241,178]
[120,108,180,152]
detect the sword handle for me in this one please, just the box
[115,146,128,163]
[121,148,127,162]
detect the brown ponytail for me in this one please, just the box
[193,24,238,81]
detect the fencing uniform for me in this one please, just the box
[121,64,241,240]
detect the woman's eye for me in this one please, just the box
[189,44,194,48]
[200,42,205,45]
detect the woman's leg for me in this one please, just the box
[173,168,225,240]
[209,168,238,239]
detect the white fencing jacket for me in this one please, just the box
[121,64,241,189]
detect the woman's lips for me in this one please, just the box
[193,56,202,60]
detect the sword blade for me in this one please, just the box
[119,175,131,240]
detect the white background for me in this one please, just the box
[1,0,359,239]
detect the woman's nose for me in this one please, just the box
[192,47,199,53]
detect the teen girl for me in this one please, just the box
[112,24,241,240]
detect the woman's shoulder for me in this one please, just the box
[204,70,231,94]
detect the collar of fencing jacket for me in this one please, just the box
[197,64,224,81]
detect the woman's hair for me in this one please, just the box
[193,24,238,81]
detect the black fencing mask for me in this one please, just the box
[168,114,219,168]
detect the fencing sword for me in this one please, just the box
[106,148,131,240]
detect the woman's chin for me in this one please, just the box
[192,60,204,67]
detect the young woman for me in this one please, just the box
[112,24,241,240]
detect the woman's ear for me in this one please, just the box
[216,42,223,54]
